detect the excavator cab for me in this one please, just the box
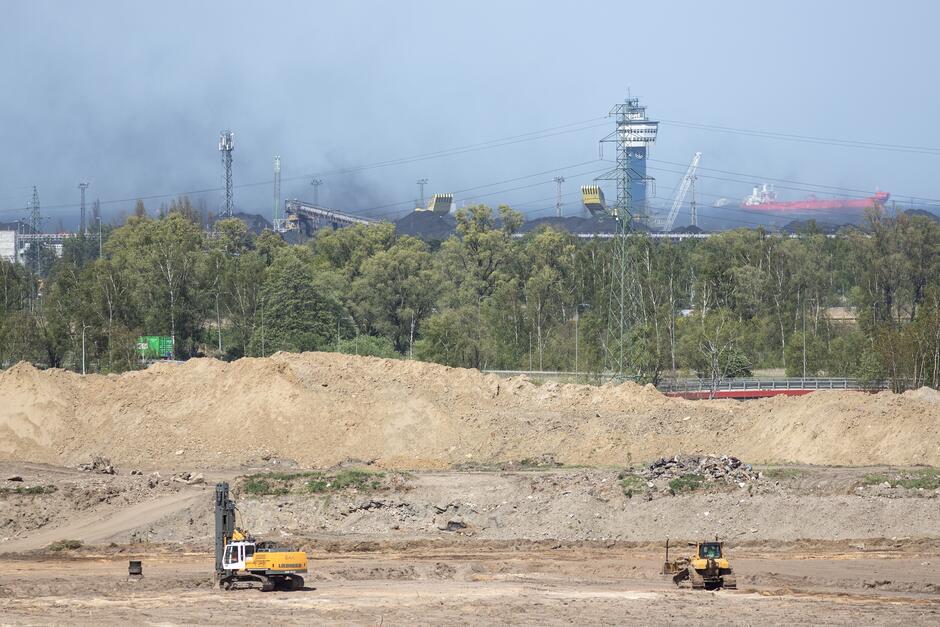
[222,541,256,570]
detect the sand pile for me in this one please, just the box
[0,352,938,469]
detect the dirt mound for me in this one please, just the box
[0,353,938,469]
[905,386,940,404]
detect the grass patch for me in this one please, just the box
[668,473,705,494]
[863,468,940,490]
[48,539,83,551]
[618,474,646,498]
[243,477,290,496]
[306,469,384,493]
[862,473,889,486]
[241,468,389,496]
[0,485,57,495]
[762,468,804,480]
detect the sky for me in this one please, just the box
[1,0,939,231]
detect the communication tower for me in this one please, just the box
[594,98,658,374]
[78,182,89,235]
[219,131,235,217]
[29,185,40,234]
[554,176,565,218]
[273,156,281,226]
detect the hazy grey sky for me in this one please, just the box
[2,0,939,229]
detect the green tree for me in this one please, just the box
[248,249,351,355]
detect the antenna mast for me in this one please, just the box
[78,182,89,235]
[219,131,235,217]
[273,156,281,226]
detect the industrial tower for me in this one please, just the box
[219,131,235,217]
[594,98,659,374]
[554,176,565,218]
[78,182,89,235]
[273,156,281,226]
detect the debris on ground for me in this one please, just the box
[619,455,761,498]
[79,456,116,475]
[7,475,23,482]
[171,472,204,485]
[643,455,757,484]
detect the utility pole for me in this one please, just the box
[594,98,658,374]
[273,156,281,226]
[93,199,102,257]
[78,182,89,236]
[310,178,323,206]
[28,186,41,277]
[219,130,235,217]
[29,186,40,234]
[689,175,698,227]
[554,176,565,218]
[416,178,428,209]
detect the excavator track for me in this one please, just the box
[220,574,274,592]
[722,575,737,590]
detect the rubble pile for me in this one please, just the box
[78,456,116,475]
[641,455,759,487]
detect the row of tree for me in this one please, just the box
[1,201,938,390]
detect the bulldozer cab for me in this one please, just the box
[698,542,722,560]
[222,541,256,571]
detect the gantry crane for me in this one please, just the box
[652,152,702,232]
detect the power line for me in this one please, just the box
[660,118,940,156]
[0,117,609,218]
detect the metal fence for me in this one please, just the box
[657,378,891,394]
[483,370,893,393]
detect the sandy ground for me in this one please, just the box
[1,547,939,626]
[1,351,937,624]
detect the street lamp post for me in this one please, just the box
[81,323,91,375]
[574,303,590,375]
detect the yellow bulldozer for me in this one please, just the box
[662,539,737,590]
[215,482,308,591]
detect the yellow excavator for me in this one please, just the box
[662,539,737,590]
[215,482,308,591]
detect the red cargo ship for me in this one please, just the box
[740,184,889,215]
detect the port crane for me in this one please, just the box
[652,152,701,232]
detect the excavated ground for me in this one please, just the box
[1,462,939,624]
[1,353,938,624]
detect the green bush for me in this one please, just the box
[243,477,289,496]
[48,539,83,551]
[668,474,705,494]
[618,474,646,498]
[306,469,384,493]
